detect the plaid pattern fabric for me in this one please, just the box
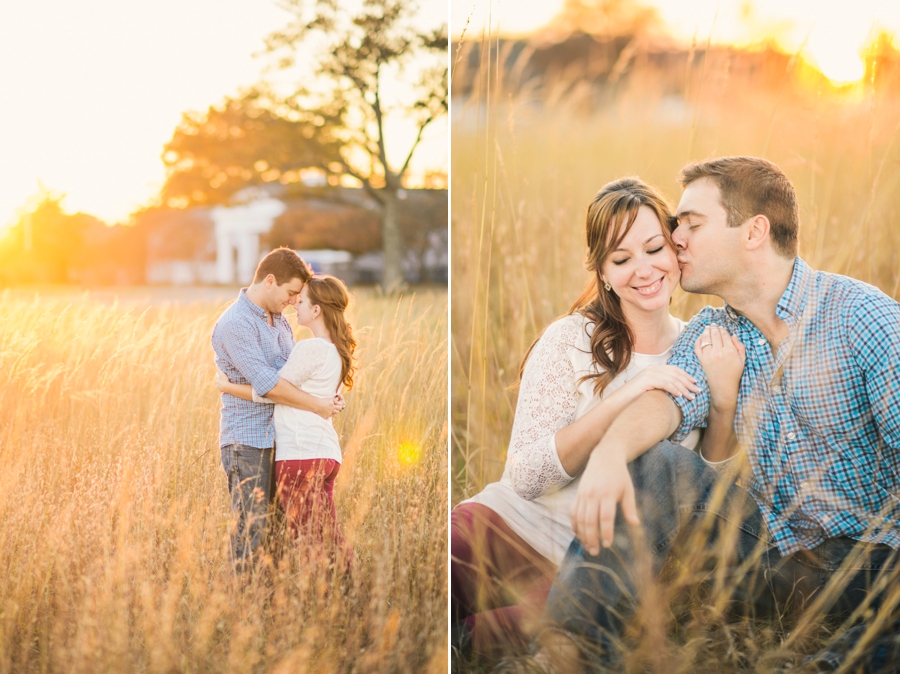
[668,258,900,555]
[212,289,295,448]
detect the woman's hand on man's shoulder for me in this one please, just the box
[626,364,700,401]
[693,325,745,410]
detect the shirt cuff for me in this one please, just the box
[250,370,280,398]
[667,391,701,442]
[549,434,576,481]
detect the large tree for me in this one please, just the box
[160,91,343,207]
[265,0,448,290]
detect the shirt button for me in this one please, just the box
[757,338,766,346]
[772,385,781,393]
[800,481,809,491]
[787,432,796,440]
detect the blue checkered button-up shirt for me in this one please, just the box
[212,289,295,448]
[668,258,900,555]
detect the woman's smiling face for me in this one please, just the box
[600,205,680,314]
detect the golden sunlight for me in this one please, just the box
[800,18,873,85]
[1,0,448,230]
[398,441,423,466]
[805,48,865,85]
[452,0,899,88]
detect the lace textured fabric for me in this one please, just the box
[252,338,333,403]
[505,314,588,500]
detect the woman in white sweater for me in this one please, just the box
[451,178,745,660]
[218,275,357,558]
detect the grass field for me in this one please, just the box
[451,21,900,674]
[0,286,448,674]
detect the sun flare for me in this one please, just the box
[398,441,423,466]
[803,33,867,85]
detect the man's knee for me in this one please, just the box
[635,440,711,481]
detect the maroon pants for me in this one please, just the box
[275,459,346,549]
[451,502,556,658]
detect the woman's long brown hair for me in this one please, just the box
[517,177,678,396]
[305,275,357,391]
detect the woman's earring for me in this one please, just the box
[604,281,611,291]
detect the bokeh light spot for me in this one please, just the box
[398,441,422,466]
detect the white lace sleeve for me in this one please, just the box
[506,316,584,500]
[251,338,330,403]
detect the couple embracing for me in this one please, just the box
[453,157,900,671]
[212,248,357,575]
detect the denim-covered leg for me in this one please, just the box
[542,440,766,665]
[220,444,275,573]
[789,539,900,672]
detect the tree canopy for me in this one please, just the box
[264,0,448,289]
[161,92,343,207]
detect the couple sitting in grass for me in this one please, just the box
[212,248,356,575]
[452,157,900,672]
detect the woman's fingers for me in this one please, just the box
[666,368,700,396]
[656,378,691,399]
[598,495,617,549]
[695,326,713,355]
[680,372,701,393]
[698,324,747,359]
[696,326,719,357]
[573,493,600,555]
[621,479,640,527]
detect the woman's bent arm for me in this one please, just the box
[508,316,699,500]
[555,363,699,476]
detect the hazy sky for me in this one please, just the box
[452,0,900,84]
[0,0,448,227]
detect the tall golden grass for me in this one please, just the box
[451,20,900,673]
[0,286,447,673]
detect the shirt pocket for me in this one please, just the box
[786,358,869,440]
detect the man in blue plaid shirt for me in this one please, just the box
[212,248,344,573]
[530,157,900,672]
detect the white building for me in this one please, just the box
[212,198,287,285]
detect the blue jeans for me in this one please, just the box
[543,441,900,671]
[220,444,275,572]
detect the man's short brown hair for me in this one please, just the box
[678,156,799,258]
[253,247,312,285]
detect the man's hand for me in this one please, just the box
[571,447,640,556]
[215,367,230,392]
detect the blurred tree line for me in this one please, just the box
[0,192,145,286]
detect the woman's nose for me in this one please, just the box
[635,258,653,276]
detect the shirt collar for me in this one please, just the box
[238,288,270,320]
[722,257,810,323]
[775,257,811,321]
